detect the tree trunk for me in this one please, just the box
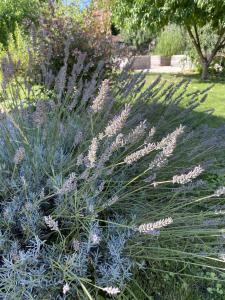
[185,25,225,80]
[201,60,209,80]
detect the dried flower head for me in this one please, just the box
[102,286,120,295]
[13,147,25,165]
[111,133,125,149]
[149,125,184,170]
[124,120,147,144]
[124,142,156,165]
[63,283,70,295]
[173,165,204,185]
[44,215,59,231]
[156,125,185,150]
[96,134,124,169]
[58,173,77,195]
[138,217,173,233]
[90,79,110,113]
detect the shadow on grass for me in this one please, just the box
[138,98,225,130]
[174,73,225,84]
[147,72,225,84]
[142,72,225,128]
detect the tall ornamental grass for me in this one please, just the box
[0,54,224,299]
[154,25,186,56]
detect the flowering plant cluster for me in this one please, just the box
[0,51,225,298]
[34,1,113,82]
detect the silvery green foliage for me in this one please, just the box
[95,218,134,288]
[0,55,225,298]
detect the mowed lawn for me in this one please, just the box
[144,73,225,127]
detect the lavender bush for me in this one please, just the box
[0,54,225,299]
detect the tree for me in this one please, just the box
[111,0,225,80]
[0,0,48,47]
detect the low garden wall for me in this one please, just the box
[130,55,151,70]
[129,54,193,70]
[171,55,193,69]
[151,55,171,67]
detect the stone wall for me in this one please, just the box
[129,54,193,70]
[130,55,151,70]
[171,55,192,68]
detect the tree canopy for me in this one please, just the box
[0,0,48,46]
[111,0,225,79]
[112,0,225,32]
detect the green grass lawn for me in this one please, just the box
[144,73,225,127]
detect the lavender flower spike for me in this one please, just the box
[63,283,70,295]
[105,104,131,137]
[219,253,225,261]
[103,195,119,208]
[157,125,185,150]
[124,120,147,144]
[44,215,59,231]
[33,100,47,126]
[102,286,120,295]
[90,79,110,113]
[173,165,204,185]
[72,239,80,252]
[124,142,156,165]
[214,186,225,197]
[149,125,185,169]
[138,217,173,233]
[13,147,25,165]
[87,137,99,168]
[58,172,77,195]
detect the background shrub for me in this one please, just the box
[0,24,32,77]
[0,0,46,47]
[120,27,156,50]
[34,2,113,81]
[154,25,187,56]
